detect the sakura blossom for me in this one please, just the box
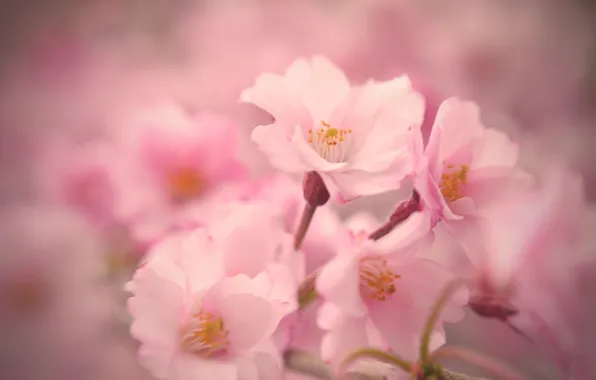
[3,2,596,379]
[315,212,468,366]
[410,97,525,227]
[242,56,425,203]
[127,227,292,380]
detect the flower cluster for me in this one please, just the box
[75,56,588,379]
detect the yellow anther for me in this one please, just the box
[359,259,400,302]
[440,164,470,202]
[180,310,230,357]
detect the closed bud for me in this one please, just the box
[302,171,330,207]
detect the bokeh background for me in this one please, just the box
[1,1,596,379]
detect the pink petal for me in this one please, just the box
[219,221,279,278]
[373,211,433,256]
[472,128,519,168]
[178,230,225,292]
[366,293,422,359]
[462,166,529,207]
[138,344,177,379]
[286,56,351,123]
[217,293,273,351]
[320,315,369,364]
[327,162,407,201]
[348,91,424,173]
[316,251,365,317]
[317,302,345,331]
[398,259,468,322]
[208,274,271,301]
[252,340,284,380]
[127,269,184,376]
[232,355,259,380]
[240,73,311,128]
[251,124,307,173]
[428,97,484,175]
[171,354,237,380]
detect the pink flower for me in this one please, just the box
[241,174,344,273]
[241,56,424,203]
[0,204,110,380]
[127,227,292,380]
[411,97,523,226]
[471,166,583,298]
[315,211,467,363]
[467,165,587,374]
[120,103,246,207]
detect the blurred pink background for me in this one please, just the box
[1,1,596,379]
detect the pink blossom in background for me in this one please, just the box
[462,165,589,376]
[0,204,111,380]
[243,56,424,204]
[1,1,596,379]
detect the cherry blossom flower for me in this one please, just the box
[315,211,468,364]
[127,226,293,380]
[410,97,524,226]
[241,56,424,204]
[240,174,344,273]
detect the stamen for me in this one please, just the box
[307,121,352,163]
[168,167,206,202]
[180,310,230,357]
[359,258,400,301]
[439,163,470,202]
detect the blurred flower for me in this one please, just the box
[465,165,588,375]
[0,203,110,380]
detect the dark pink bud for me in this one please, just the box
[302,171,330,207]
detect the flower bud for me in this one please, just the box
[302,171,330,207]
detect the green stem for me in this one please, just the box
[419,279,463,365]
[341,347,413,375]
[429,346,527,380]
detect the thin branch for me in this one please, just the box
[295,203,317,250]
[429,346,527,380]
[284,349,386,380]
[420,279,464,364]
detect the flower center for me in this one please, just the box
[307,121,352,163]
[439,163,470,202]
[168,167,207,203]
[359,258,400,301]
[181,310,230,357]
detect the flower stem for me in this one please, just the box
[428,346,527,380]
[284,349,386,380]
[369,190,420,241]
[295,171,330,251]
[419,279,463,365]
[294,203,316,250]
[341,347,413,375]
